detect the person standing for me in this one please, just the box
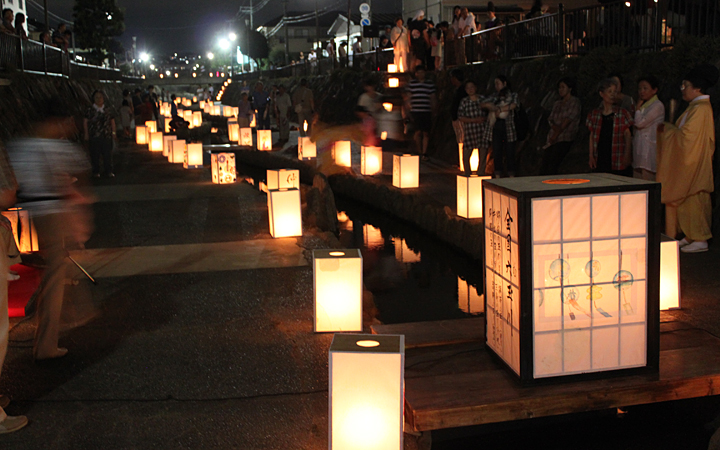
[540,77,582,175]
[292,79,314,137]
[409,11,428,72]
[274,85,292,145]
[657,64,718,253]
[458,80,489,175]
[482,75,519,177]
[13,13,27,40]
[83,90,116,178]
[237,92,253,127]
[0,9,15,35]
[251,82,271,130]
[406,65,437,160]
[632,75,664,181]
[390,18,409,72]
[586,78,632,177]
[451,6,465,65]
[449,69,468,150]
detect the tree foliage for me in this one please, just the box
[237,28,269,66]
[73,0,125,65]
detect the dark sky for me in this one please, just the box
[43,0,401,57]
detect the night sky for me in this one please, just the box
[42,0,401,56]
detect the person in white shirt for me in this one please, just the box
[632,75,665,181]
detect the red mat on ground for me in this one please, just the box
[8,264,42,317]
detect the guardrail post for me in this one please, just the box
[42,43,47,75]
[17,36,24,72]
[558,4,565,57]
[503,26,509,60]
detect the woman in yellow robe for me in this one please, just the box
[657,64,719,253]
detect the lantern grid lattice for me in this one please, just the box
[392,154,419,189]
[211,153,236,184]
[267,188,302,238]
[313,249,363,333]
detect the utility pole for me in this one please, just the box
[347,0,351,67]
[43,0,49,32]
[250,0,253,29]
[283,0,289,65]
[315,0,319,51]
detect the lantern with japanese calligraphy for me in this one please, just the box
[333,141,352,168]
[392,154,418,189]
[267,188,302,238]
[267,169,300,191]
[313,249,363,333]
[169,140,186,163]
[660,235,680,310]
[482,174,661,384]
[163,135,176,157]
[361,146,382,176]
[184,143,203,169]
[329,333,404,450]
[240,128,253,147]
[257,130,272,151]
[457,175,491,219]
[135,126,148,145]
[211,153,236,184]
[1,207,39,253]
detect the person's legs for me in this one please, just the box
[101,138,113,176]
[541,141,572,176]
[492,128,506,177]
[89,138,101,176]
[678,192,712,242]
[279,116,290,141]
[505,140,517,176]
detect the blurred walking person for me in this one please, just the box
[391,18,409,72]
[292,79,314,137]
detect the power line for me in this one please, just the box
[27,0,74,26]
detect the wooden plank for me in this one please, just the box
[371,317,483,349]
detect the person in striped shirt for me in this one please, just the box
[406,66,437,160]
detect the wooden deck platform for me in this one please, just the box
[372,314,720,432]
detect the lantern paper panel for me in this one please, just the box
[149,132,164,152]
[457,175,491,219]
[394,237,420,263]
[184,143,203,169]
[228,123,240,142]
[136,126,148,145]
[660,235,680,310]
[213,105,222,116]
[163,135,177,157]
[361,146,382,176]
[267,169,300,191]
[1,208,38,253]
[387,64,397,73]
[329,334,404,450]
[388,78,399,88]
[145,121,157,133]
[483,174,661,384]
[392,154,419,189]
[192,111,202,127]
[169,140,186,163]
[267,188,302,238]
[211,153,236,184]
[240,128,253,147]
[333,141,352,168]
[458,277,484,314]
[257,130,272,151]
[164,116,171,133]
[299,137,316,159]
[458,143,465,173]
[223,106,233,117]
[313,249,363,332]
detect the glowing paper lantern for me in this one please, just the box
[257,130,272,151]
[169,140,186,163]
[299,137,316,159]
[211,153,236,184]
[163,135,177,157]
[267,188,302,238]
[149,131,164,152]
[660,235,681,310]
[228,123,240,142]
[164,116,171,133]
[380,131,388,140]
[184,143,203,169]
[382,102,393,112]
[458,277,484,314]
[392,154,419,189]
[361,146,382,176]
[388,77,399,88]
[457,175,491,219]
[223,106,233,117]
[136,126,148,145]
[232,107,239,117]
[387,64,397,73]
[313,249,363,332]
[213,105,222,116]
[333,141,352,167]
[192,96,197,102]
[267,169,300,191]
[458,143,465,172]
[240,128,253,147]
[329,334,404,450]
[192,111,202,127]
[394,237,420,263]
[1,207,38,252]
[483,174,661,383]
[183,110,192,123]
[145,120,157,133]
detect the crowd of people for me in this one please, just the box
[0,10,71,52]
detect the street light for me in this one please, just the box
[207,52,214,60]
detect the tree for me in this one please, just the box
[73,0,125,66]
[238,28,269,71]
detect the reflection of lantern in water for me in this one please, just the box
[394,237,420,263]
[267,169,300,190]
[458,277,484,314]
[267,188,302,238]
[149,132,164,152]
[163,135,176,157]
[257,130,272,151]
[388,77,399,88]
[313,249,363,332]
[387,64,397,73]
[184,143,203,169]
[329,333,404,450]
[361,146,382,175]
[1,207,39,253]
[240,128,253,147]
[392,154,419,189]
[136,126,148,145]
[333,141,352,167]
[363,224,383,249]
[169,140,186,163]
[457,175,491,219]
[211,153,236,184]
[660,235,680,310]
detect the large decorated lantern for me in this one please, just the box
[483,174,661,384]
[211,153,236,184]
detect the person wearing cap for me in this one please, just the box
[657,63,718,253]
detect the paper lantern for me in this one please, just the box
[135,126,148,145]
[183,98,191,107]
[1,207,38,252]
[387,64,397,73]
[213,105,222,116]
[333,141,352,168]
[145,120,157,133]
[249,113,256,128]
[228,123,240,142]
[388,77,399,88]
[232,107,239,117]
[483,174,661,383]
[169,140,186,163]
[458,277,484,314]
[380,131,388,141]
[392,154,419,189]
[299,137,316,159]
[163,135,177,157]
[184,143,203,169]
[223,106,233,117]
[267,188,302,238]
[382,102,393,112]
[313,249,363,332]
[164,116,171,133]
[240,128,253,147]
[192,96,197,102]
[257,130,272,151]
[457,175,491,219]
[211,153,236,184]
[182,110,192,124]
[394,237,420,263]
[329,334,404,450]
[660,235,681,310]
[267,169,300,191]
[361,146,382,176]
[192,111,202,127]
[149,132,164,152]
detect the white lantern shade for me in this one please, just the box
[457,175,491,219]
[299,137,316,159]
[333,141,352,167]
[313,249,363,333]
[329,334,404,450]
[184,143,203,169]
[149,132,164,152]
[211,153,236,184]
[192,111,202,127]
[387,64,397,73]
[240,128,253,147]
[361,146,382,176]
[257,130,272,151]
[267,188,302,238]
[458,277,484,314]
[169,140,186,163]
[660,235,681,310]
[388,77,399,88]
[228,123,240,142]
[164,116,171,133]
[267,169,300,191]
[223,106,233,117]
[135,126,148,145]
[145,120,157,134]
[1,207,39,252]
[163,135,177,157]
[392,154,419,188]
[213,105,222,116]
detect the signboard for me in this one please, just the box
[359,3,370,14]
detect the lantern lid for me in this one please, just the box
[330,334,404,354]
[484,173,660,197]
[313,249,362,260]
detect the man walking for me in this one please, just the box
[406,66,437,160]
